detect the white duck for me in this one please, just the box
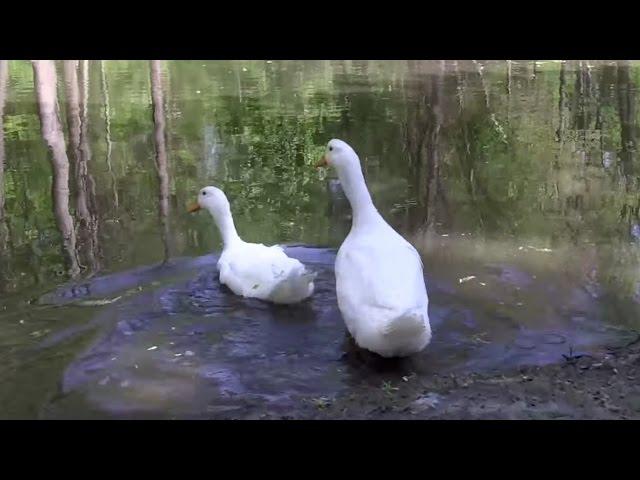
[188,186,316,304]
[316,139,431,357]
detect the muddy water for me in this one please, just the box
[32,245,623,419]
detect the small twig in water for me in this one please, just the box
[562,345,594,364]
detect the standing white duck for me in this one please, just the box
[316,139,431,357]
[188,186,316,304]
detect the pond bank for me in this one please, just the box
[255,337,640,420]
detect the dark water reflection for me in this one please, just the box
[1,60,640,418]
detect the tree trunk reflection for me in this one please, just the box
[100,60,118,210]
[32,60,81,278]
[617,61,637,185]
[0,60,9,287]
[78,60,101,273]
[404,61,447,234]
[150,60,172,263]
[63,60,100,275]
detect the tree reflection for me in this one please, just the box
[100,60,118,210]
[0,60,9,288]
[78,60,101,273]
[403,61,446,234]
[63,60,101,275]
[32,60,81,278]
[617,61,637,184]
[555,61,568,142]
[0,60,7,225]
[150,60,172,263]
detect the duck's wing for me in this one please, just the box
[218,243,299,297]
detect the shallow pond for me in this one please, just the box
[1,60,639,418]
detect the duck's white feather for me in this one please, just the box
[326,139,431,357]
[336,222,430,357]
[218,242,315,304]
[196,186,315,305]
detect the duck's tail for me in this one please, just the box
[269,267,317,304]
[380,307,429,338]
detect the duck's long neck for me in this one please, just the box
[336,160,380,228]
[208,205,241,248]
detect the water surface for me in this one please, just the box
[1,60,639,418]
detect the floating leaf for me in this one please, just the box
[459,275,476,284]
[76,296,122,307]
[526,245,553,252]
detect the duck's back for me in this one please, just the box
[218,242,313,303]
[335,222,430,355]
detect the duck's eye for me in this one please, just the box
[201,191,207,196]
[329,146,333,152]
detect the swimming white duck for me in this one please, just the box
[316,139,431,357]
[188,186,316,304]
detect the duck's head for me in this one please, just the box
[316,139,359,171]
[187,185,231,216]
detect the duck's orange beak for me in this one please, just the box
[315,155,328,168]
[187,203,201,213]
